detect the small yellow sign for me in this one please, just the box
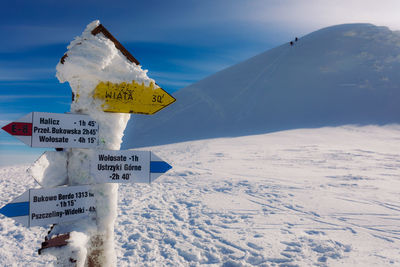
[93,81,176,114]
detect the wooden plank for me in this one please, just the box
[92,24,140,65]
[60,24,140,66]
[38,233,70,255]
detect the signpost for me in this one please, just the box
[0,21,176,266]
[0,185,95,227]
[29,150,172,187]
[93,80,176,114]
[1,112,98,148]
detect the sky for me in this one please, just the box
[1,0,400,166]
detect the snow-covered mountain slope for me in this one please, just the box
[123,23,400,148]
[1,125,400,266]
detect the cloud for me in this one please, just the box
[149,71,206,83]
[240,0,400,33]
[0,94,69,101]
[169,59,233,74]
[144,71,200,91]
[0,24,77,52]
[0,141,24,146]
[2,0,400,53]
[147,60,236,90]
[156,79,193,90]
[0,113,26,123]
[110,0,400,46]
[0,151,45,167]
[0,67,55,81]
[0,120,11,127]
[132,0,400,46]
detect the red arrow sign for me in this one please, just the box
[1,112,99,148]
[2,122,32,136]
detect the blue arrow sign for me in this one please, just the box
[0,190,30,226]
[0,202,29,218]
[150,161,172,173]
[0,185,95,228]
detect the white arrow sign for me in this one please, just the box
[29,150,172,187]
[1,112,99,148]
[0,185,95,227]
[91,150,172,183]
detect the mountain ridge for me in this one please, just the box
[123,23,400,148]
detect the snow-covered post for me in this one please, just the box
[48,20,157,266]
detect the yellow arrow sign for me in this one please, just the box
[92,81,176,114]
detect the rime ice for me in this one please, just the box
[51,20,155,266]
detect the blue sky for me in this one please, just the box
[1,0,399,166]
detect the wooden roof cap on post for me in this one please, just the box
[60,24,140,65]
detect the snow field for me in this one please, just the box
[116,125,400,266]
[0,125,399,266]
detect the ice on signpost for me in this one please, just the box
[28,151,68,187]
[50,20,163,266]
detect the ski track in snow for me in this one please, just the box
[1,125,400,266]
